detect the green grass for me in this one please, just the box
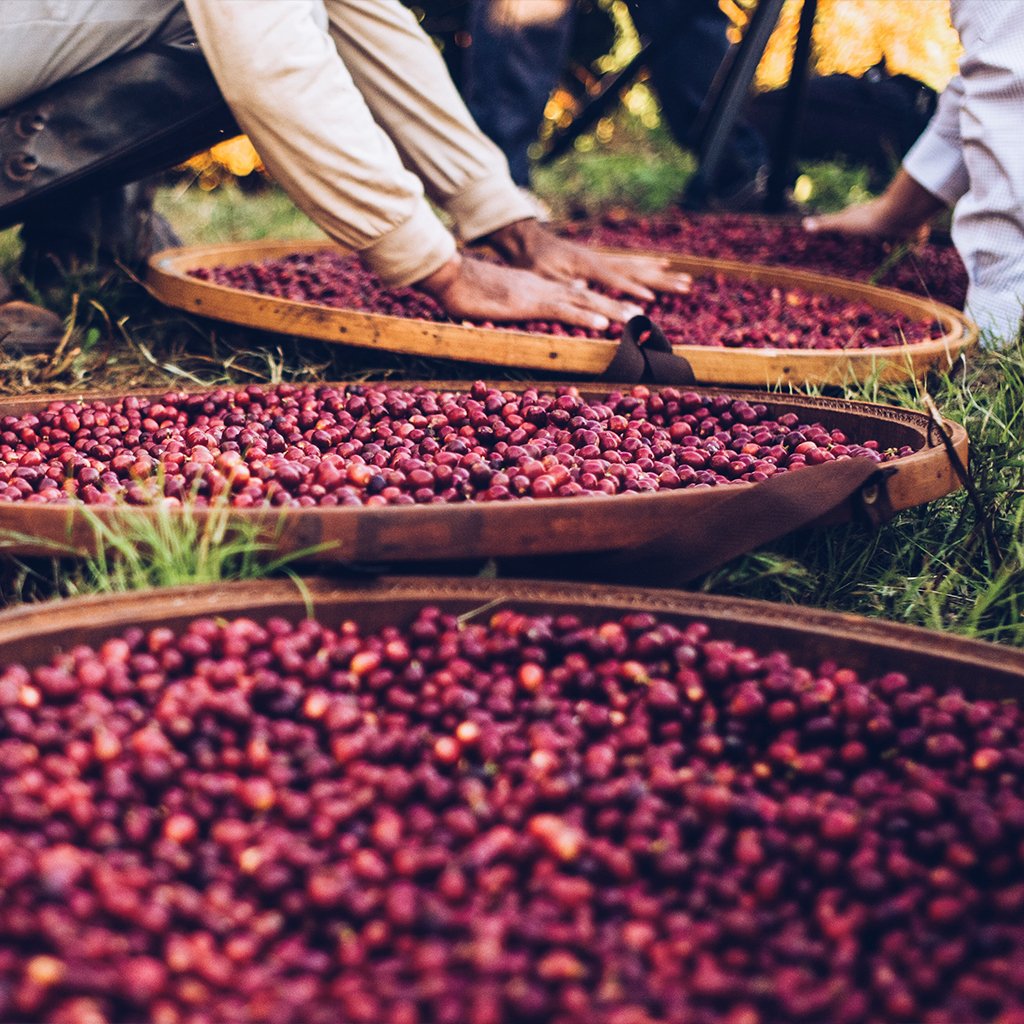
[700,345,1024,646]
[792,159,876,213]
[154,180,325,247]
[533,120,696,219]
[530,118,878,219]
[0,489,331,607]
[2,140,1023,648]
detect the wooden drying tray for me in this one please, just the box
[1,575,1021,696]
[0,382,967,564]
[146,240,978,387]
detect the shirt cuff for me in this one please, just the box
[445,175,538,243]
[903,130,970,208]
[358,200,457,287]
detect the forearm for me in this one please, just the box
[874,169,948,230]
[323,0,535,242]
[182,0,455,286]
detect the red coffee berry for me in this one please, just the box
[193,248,946,350]
[1,606,1020,1023]
[0,384,911,508]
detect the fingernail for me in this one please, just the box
[593,315,610,330]
[623,303,644,319]
[803,217,817,232]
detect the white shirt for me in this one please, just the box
[903,0,1024,340]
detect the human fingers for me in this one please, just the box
[802,201,898,239]
[618,257,692,297]
[580,253,691,301]
[556,281,643,329]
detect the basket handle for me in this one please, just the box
[601,315,696,385]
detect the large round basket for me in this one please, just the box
[1,576,1022,1023]
[146,240,977,387]
[0,383,967,567]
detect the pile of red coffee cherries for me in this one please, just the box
[0,383,911,507]
[191,253,942,350]
[561,211,968,310]
[1,606,1023,1023]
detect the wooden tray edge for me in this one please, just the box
[0,576,1020,695]
[145,241,978,385]
[0,381,968,561]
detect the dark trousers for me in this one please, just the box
[463,0,767,195]
[630,0,767,192]
[0,21,233,270]
[463,1,575,188]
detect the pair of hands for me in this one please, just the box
[417,169,947,329]
[417,218,691,330]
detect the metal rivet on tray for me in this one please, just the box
[15,112,46,137]
[4,152,37,182]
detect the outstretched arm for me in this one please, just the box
[803,168,946,241]
[321,0,537,248]
[182,0,680,328]
[323,0,690,302]
[803,75,966,241]
[182,0,456,287]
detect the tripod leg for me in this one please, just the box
[765,0,817,211]
[536,47,649,168]
[686,0,786,207]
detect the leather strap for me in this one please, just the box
[632,457,891,584]
[0,45,236,229]
[585,313,906,582]
[601,315,696,384]
[500,456,894,586]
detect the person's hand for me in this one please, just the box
[417,253,644,331]
[803,196,931,243]
[482,218,691,303]
[803,169,946,243]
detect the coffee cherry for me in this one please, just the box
[193,249,945,350]
[1,607,1021,1022]
[0,384,910,508]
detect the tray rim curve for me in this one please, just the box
[0,379,968,564]
[0,575,1019,694]
[145,239,979,386]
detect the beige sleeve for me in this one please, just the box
[322,0,536,243]
[181,0,456,286]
